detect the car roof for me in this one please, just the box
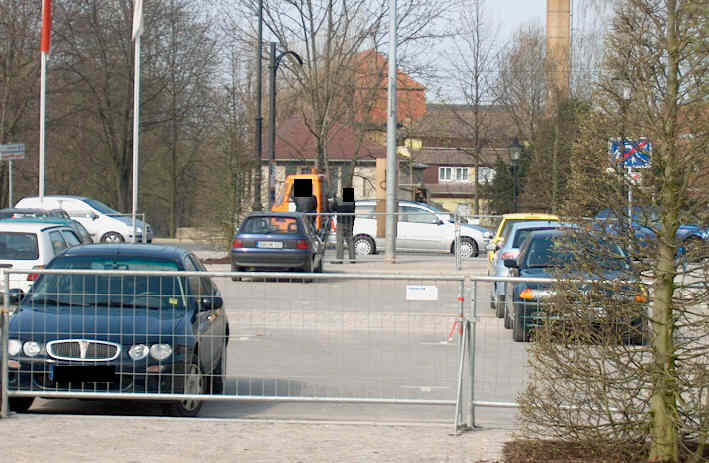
[508,220,561,231]
[0,217,72,225]
[502,213,560,220]
[19,195,88,201]
[355,200,432,207]
[0,220,70,232]
[245,211,305,219]
[59,244,188,261]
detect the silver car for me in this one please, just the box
[488,220,560,319]
[329,200,492,258]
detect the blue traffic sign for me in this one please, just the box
[608,138,651,168]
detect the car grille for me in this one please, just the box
[47,340,120,361]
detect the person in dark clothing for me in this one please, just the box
[335,188,355,263]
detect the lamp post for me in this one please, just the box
[268,43,303,209]
[508,138,522,212]
[613,78,632,230]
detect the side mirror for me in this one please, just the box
[503,259,518,269]
[8,288,24,304]
[90,212,99,220]
[200,295,223,311]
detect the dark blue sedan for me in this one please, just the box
[231,212,324,279]
[4,245,229,417]
[503,229,647,344]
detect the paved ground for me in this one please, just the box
[0,413,512,462]
[1,239,515,462]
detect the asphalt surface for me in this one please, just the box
[2,240,516,462]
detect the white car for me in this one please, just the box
[0,220,83,296]
[328,200,492,257]
[15,196,153,244]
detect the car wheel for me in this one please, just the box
[353,235,375,256]
[9,397,35,413]
[456,238,478,258]
[208,345,228,395]
[512,304,527,342]
[504,302,512,329]
[166,356,204,417]
[100,231,125,243]
[495,295,505,319]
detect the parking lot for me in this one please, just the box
[17,250,525,428]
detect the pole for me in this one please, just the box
[513,165,519,212]
[385,0,398,264]
[1,270,9,418]
[39,53,47,202]
[253,0,264,212]
[627,166,632,222]
[8,161,12,208]
[131,33,141,244]
[268,42,277,210]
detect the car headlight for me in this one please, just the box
[23,341,42,357]
[8,339,21,356]
[150,344,172,361]
[129,344,150,360]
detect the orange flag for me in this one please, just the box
[40,0,52,54]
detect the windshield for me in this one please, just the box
[523,234,630,272]
[81,199,119,215]
[28,257,187,310]
[241,216,300,234]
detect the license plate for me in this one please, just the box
[50,365,116,383]
[257,241,283,249]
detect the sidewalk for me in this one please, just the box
[0,413,512,462]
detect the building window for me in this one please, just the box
[285,165,297,177]
[439,166,470,183]
[455,167,469,182]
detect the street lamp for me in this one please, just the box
[508,138,522,212]
[268,42,304,209]
[613,77,632,229]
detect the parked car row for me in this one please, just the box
[488,213,649,345]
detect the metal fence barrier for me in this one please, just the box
[0,268,482,431]
[3,266,635,431]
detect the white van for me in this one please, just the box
[15,196,153,244]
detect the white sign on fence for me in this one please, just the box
[405,285,439,301]
[0,144,25,161]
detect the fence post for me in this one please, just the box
[1,270,9,418]
[468,278,476,428]
[455,214,461,271]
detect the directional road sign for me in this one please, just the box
[0,143,26,161]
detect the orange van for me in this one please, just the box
[271,168,331,233]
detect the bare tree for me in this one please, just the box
[221,0,452,183]
[0,1,40,206]
[446,0,498,216]
[521,1,709,462]
[494,23,547,144]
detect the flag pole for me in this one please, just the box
[132,0,143,244]
[39,0,51,203]
[39,52,47,203]
[132,33,140,243]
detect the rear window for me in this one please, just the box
[357,205,376,219]
[513,227,556,248]
[0,232,39,260]
[241,216,300,234]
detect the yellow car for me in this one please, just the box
[487,213,560,264]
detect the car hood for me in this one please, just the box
[109,215,150,230]
[9,304,191,344]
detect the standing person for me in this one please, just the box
[336,187,356,263]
